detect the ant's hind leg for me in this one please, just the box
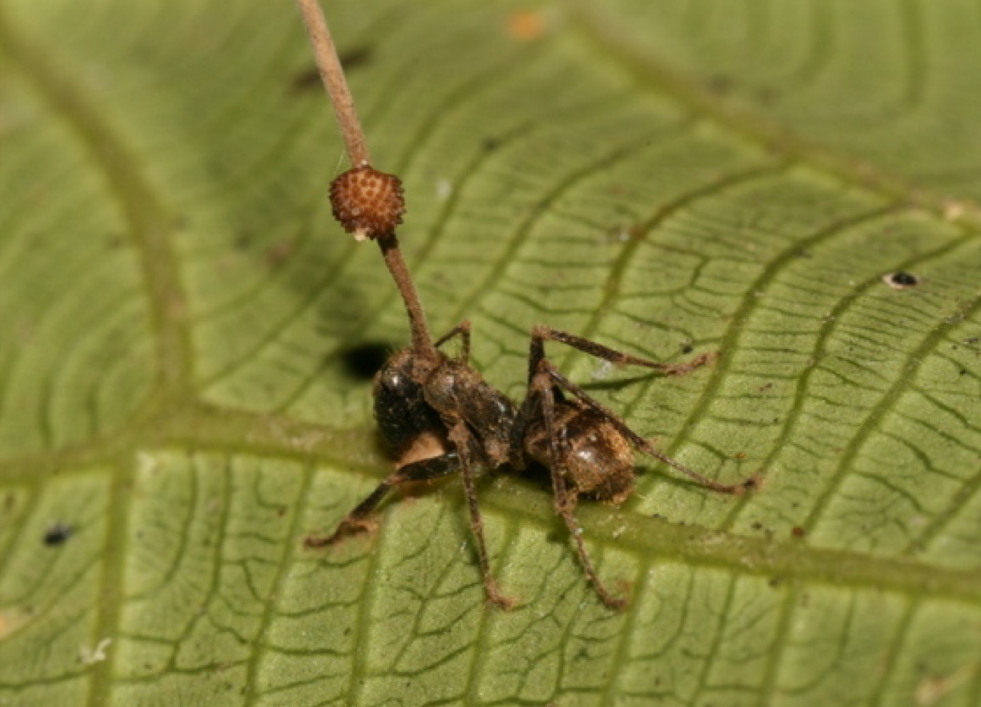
[305,453,460,548]
[531,373,628,611]
[541,362,752,495]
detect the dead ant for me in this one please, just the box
[294,0,755,610]
[304,165,754,610]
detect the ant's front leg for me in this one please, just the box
[305,452,460,548]
[446,420,517,610]
[434,320,471,362]
[529,325,712,379]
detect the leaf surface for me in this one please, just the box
[1,1,981,705]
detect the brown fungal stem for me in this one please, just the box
[294,0,437,357]
[293,0,370,167]
[378,233,435,355]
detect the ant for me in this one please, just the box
[295,0,756,610]
[306,167,755,609]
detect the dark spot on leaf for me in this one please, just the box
[883,271,919,289]
[291,66,321,92]
[706,73,733,95]
[791,526,806,539]
[755,86,778,105]
[234,232,253,250]
[339,46,373,70]
[680,342,694,355]
[43,522,73,547]
[339,342,390,380]
[482,136,500,151]
[265,240,296,269]
[292,48,373,92]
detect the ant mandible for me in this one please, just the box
[295,0,755,611]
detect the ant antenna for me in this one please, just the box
[294,0,436,357]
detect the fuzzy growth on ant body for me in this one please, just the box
[295,0,755,610]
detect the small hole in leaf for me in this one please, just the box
[883,271,919,289]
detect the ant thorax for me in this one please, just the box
[422,359,517,467]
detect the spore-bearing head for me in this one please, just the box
[329,164,405,241]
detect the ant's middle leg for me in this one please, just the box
[305,452,461,548]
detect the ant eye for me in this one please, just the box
[329,165,405,240]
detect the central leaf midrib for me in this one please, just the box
[488,482,981,606]
[156,401,981,608]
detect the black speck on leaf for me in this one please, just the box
[43,522,74,547]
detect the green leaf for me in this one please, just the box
[2,0,981,705]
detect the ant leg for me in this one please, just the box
[434,320,471,361]
[530,325,713,377]
[447,421,516,610]
[507,392,540,470]
[305,453,460,548]
[541,362,753,495]
[532,372,628,611]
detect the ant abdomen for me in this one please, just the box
[525,404,635,505]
